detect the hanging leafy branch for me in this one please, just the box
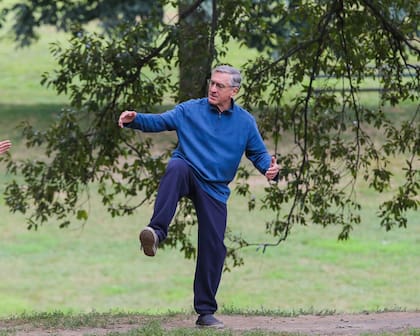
[1,0,418,270]
[235,0,419,253]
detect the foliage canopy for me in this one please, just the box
[1,0,419,269]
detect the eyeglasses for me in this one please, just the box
[207,79,234,90]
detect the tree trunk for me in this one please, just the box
[178,0,214,101]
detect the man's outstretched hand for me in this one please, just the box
[118,111,137,128]
[265,156,279,181]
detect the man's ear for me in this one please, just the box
[231,87,240,98]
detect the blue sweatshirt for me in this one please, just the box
[124,98,272,203]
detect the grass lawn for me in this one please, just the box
[0,174,419,317]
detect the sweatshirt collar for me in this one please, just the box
[208,98,235,114]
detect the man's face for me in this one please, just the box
[207,72,239,109]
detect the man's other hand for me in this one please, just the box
[265,156,279,181]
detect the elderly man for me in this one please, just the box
[119,65,279,328]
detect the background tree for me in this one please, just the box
[178,0,214,100]
[0,0,163,47]
[1,0,418,269]
[0,0,210,99]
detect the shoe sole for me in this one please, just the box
[139,228,157,257]
[196,324,224,329]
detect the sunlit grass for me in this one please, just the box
[0,173,418,318]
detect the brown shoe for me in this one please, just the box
[139,227,159,257]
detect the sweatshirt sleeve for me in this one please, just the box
[124,107,180,132]
[245,118,272,175]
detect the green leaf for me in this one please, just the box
[76,210,88,221]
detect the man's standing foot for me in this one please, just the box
[195,314,224,329]
[139,227,159,257]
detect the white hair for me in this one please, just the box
[212,65,241,88]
